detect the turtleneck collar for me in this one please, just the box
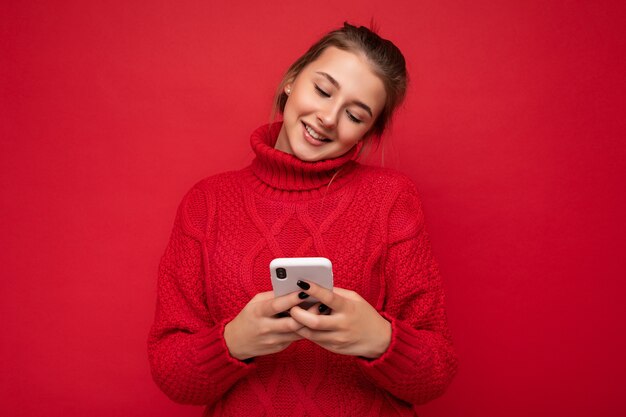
[249,123,359,194]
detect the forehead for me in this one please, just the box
[302,47,386,114]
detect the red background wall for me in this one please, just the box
[2,1,625,416]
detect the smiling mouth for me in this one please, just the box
[303,122,332,142]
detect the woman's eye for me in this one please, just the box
[346,111,363,124]
[315,85,331,97]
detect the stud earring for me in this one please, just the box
[286,87,291,95]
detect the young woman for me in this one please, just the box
[148,23,457,416]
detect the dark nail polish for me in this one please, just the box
[318,304,329,313]
[297,280,310,290]
[298,291,309,299]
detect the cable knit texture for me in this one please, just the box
[148,123,457,416]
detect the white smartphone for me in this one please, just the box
[270,257,334,309]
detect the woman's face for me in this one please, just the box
[275,47,387,162]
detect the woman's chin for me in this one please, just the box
[294,150,323,162]
[291,142,325,162]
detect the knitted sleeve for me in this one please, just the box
[147,185,253,405]
[357,179,458,405]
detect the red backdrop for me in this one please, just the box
[2,1,625,416]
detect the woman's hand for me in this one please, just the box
[289,281,392,359]
[224,291,306,361]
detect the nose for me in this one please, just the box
[316,104,338,130]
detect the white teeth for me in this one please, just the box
[305,124,327,141]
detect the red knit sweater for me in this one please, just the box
[148,123,457,416]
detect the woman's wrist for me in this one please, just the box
[223,320,251,361]
[363,317,392,359]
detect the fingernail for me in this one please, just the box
[297,280,310,290]
[298,291,309,299]
[318,304,329,313]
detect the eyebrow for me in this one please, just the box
[315,71,373,117]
